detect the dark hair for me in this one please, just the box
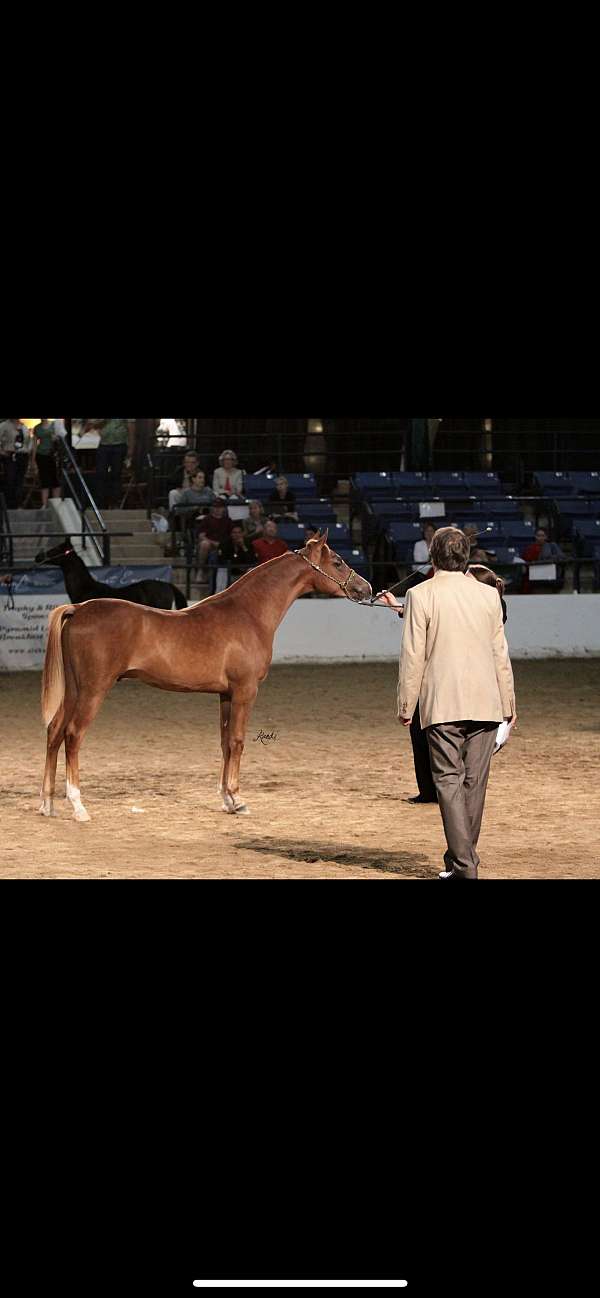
[469,564,508,624]
[429,527,470,572]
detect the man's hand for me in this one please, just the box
[505,714,518,729]
[399,716,412,727]
[375,590,401,607]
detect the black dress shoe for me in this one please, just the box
[407,794,438,804]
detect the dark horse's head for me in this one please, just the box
[301,531,372,603]
[35,537,76,568]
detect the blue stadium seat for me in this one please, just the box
[334,545,370,578]
[387,521,425,543]
[296,499,336,522]
[488,546,524,566]
[283,473,317,496]
[243,473,277,499]
[503,521,536,544]
[475,523,506,545]
[328,522,351,544]
[369,501,420,523]
[426,472,466,497]
[569,471,600,495]
[393,472,430,495]
[277,522,306,546]
[574,518,600,555]
[533,471,575,496]
[482,499,521,516]
[353,472,396,497]
[462,472,502,495]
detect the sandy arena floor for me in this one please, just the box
[1,661,599,878]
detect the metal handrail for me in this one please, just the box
[59,439,110,564]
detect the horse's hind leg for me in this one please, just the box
[64,691,107,822]
[39,707,67,817]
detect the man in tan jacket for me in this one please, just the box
[381,527,516,880]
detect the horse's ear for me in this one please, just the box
[320,528,329,547]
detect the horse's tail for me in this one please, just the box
[172,585,188,610]
[41,604,76,728]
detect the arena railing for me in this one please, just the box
[59,439,111,565]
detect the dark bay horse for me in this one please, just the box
[39,532,372,821]
[35,538,187,610]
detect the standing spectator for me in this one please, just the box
[32,419,62,508]
[243,499,266,543]
[252,518,290,564]
[218,524,257,577]
[196,499,232,576]
[212,449,244,499]
[86,418,135,510]
[167,451,201,509]
[0,418,31,507]
[412,522,436,576]
[268,476,298,519]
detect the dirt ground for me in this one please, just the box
[1,660,599,879]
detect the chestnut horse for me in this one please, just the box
[39,532,372,822]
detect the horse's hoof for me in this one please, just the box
[234,803,250,815]
[38,802,55,818]
[73,808,91,823]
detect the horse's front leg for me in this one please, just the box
[223,688,258,815]
[218,693,232,811]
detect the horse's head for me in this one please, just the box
[35,537,74,567]
[301,531,372,602]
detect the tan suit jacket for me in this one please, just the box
[397,570,516,728]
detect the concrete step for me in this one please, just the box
[110,548,165,562]
[98,510,148,521]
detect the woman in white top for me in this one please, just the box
[412,522,436,575]
[212,449,244,498]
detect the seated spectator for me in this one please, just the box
[168,451,201,509]
[412,522,436,575]
[523,528,566,564]
[522,527,566,592]
[167,470,216,554]
[252,517,290,564]
[218,524,257,575]
[243,499,266,542]
[196,499,232,575]
[268,476,298,519]
[177,469,215,509]
[213,449,244,499]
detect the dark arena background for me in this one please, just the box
[1,416,599,879]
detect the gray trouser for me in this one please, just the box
[426,721,498,879]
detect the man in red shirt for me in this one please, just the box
[252,518,290,564]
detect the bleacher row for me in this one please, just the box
[351,470,600,562]
[243,473,369,576]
